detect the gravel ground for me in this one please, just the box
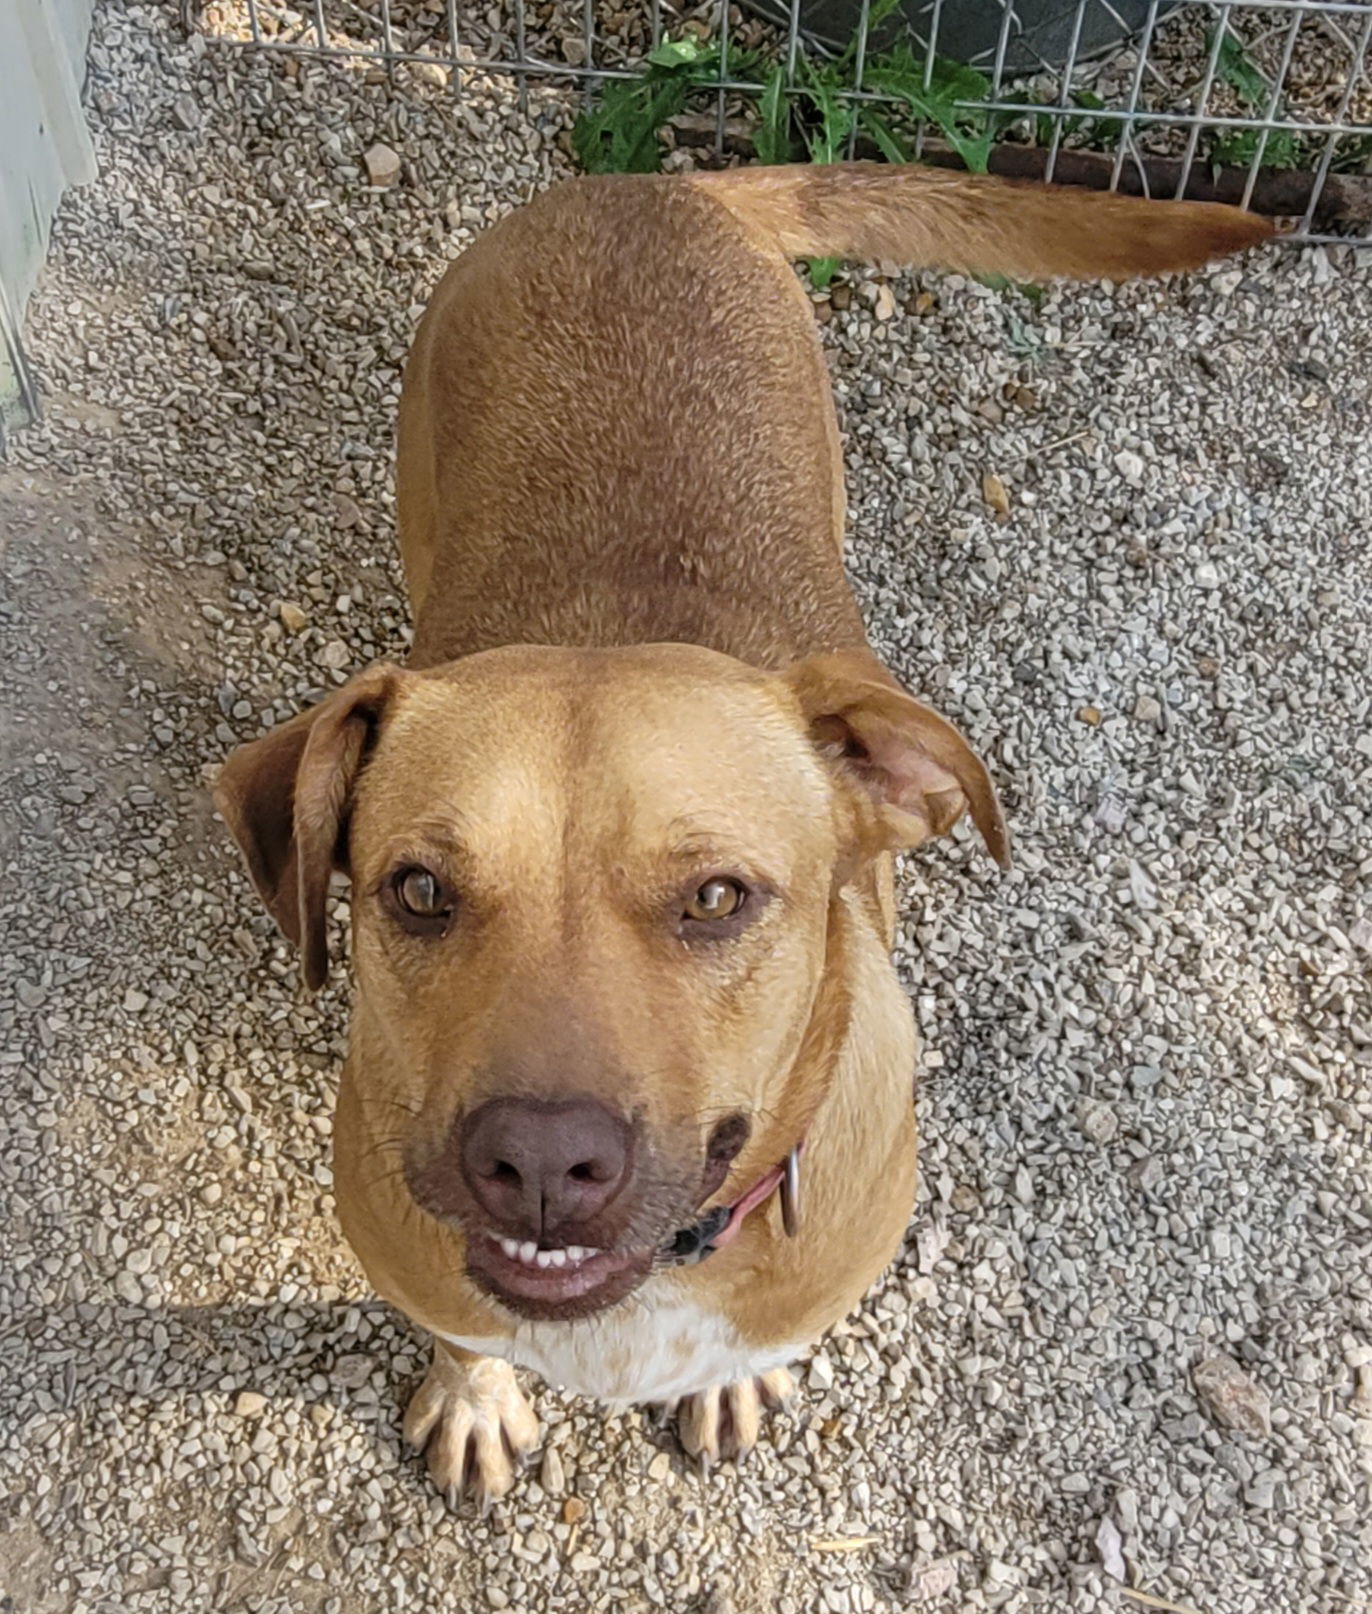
[2,5,1371,1613]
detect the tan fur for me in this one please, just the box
[689,162,1275,280]
[217,165,1269,1490]
[314,647,918,1351]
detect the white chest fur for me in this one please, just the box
[433,1275,800,1404]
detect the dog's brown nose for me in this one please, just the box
[459,1098,632,1237]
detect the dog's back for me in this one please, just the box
[397,174,862,671]
[398,166,1271,673]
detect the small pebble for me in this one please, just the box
[1078,1100,1119,1145]
[364,143,403,187]
[981,471,1011,517]
[1194,1353,1272,1438]
[1128,1156,1164,1193]
[1114,449,1145,484]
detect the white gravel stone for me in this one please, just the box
[1193,1353,1273,1438]
[363,142,402,188]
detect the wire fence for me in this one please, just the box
[219,0,1372,242]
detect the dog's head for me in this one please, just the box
[216,644,1006,1319]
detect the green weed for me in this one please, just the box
[569,16,1304,285]
[572,35,759,173]
[1208,27,1300,170]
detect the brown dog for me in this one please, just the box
[216,164,1269,1503]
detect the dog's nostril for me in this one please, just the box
[707,1112,751,1164]
[458,1097,632,1232]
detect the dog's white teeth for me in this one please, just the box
[530,1248,576,1269]
[494,1238,600,1269]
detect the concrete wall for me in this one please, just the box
[1,0,97,433]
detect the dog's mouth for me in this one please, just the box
[413,1110,760,1321]
[465,1233,656,1321]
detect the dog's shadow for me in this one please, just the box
[21,1298,427,1436]
[17,1296,753,1490]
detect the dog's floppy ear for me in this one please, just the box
[784,650,1010,869]
[214,664,404,990]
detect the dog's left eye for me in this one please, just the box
[389,866,454,932]
[683,877,748,923]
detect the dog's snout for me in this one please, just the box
[459,1098,632,1237]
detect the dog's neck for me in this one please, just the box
[411,570,870,677]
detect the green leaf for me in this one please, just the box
[836,0,904,69]
[796,57,854,164]
[864,0,906,27]
[1205,25,1304,175]
[1211,126,1300,170]
[1034,89,1107,144]
[572,73,695,174]
[646,35,708,69]
[862,51,996,173]
[859,105,911,165]
[1213,27,1272,109]
[976,271,1047,301]
[756,66,792,166]
[807,256,840,289]
[1004,311,1044,360]
[927,57,993,110]
[572,34,727,175]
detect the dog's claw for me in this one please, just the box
[675,1367,797,1466]
[404,1345,540,1505]
[758,1366,796,1414]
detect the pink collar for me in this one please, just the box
[662,1143,803,1266]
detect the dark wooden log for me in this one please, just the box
[937,139,1372,226]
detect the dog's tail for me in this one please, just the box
[687,162,1275,281]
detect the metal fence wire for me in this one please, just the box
[219,0,1372,242]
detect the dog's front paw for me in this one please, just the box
[403,1343,540,1508]
[675,1367,795,1466]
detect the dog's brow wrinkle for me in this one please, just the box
[383,820,472,867]
[663,823,752,864]
[665,831,730,860]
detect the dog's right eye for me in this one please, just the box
[389,866,455,933]
[684,877,748,923]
